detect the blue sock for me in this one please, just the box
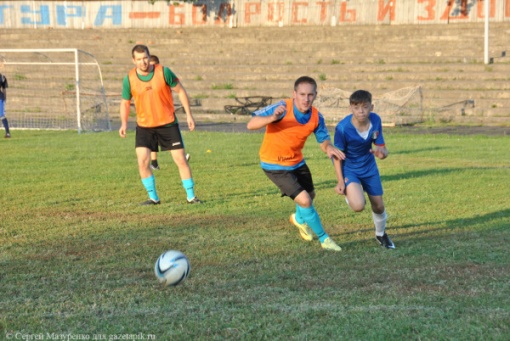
[295,204,305,224]
[300,205,328,243]
[141,175,159,202]
[182,178,195,201]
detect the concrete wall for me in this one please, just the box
[0,0,509,29]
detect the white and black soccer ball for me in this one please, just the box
[154,250,190,286]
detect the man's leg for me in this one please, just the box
[293,192,341,251]
[170,148,200,203]
[0,102,10,137]
[137,147,160,204]
[150,151,159,170]
[293,191,328,242]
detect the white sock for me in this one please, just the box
[372,210,387,237]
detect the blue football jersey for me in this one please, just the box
[334,112,385,175]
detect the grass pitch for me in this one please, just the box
[1,129,509,340]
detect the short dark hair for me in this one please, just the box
[150,55,160,64]
[349,90,372,105]
[294,76,317,92]
[132,44,150,58]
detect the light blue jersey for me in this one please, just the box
[253,100,331,171]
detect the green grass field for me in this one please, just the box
[1,129,509,340]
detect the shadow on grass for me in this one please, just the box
[390,146,448,155]
[396,207,509,233]
[332,207,509,249]
[314,166,503,191]
[382,167,466,182]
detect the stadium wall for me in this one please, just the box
[0,0,509,28]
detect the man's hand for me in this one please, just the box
[187,115,196,132]
[119,125,127,138]
[334,181,346,195]
[119,99,131,138]
[247,104,286,130]
[325,144,345,161]
[272,105,286,122]
[370,146,388,159]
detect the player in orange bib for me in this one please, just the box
[148,55,190,171]
[247,76,345,251]
[119,45,201,205]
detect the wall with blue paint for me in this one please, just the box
[0,0,508,29]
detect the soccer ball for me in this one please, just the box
[154,250,190,286]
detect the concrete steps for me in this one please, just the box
[1,23,509,125]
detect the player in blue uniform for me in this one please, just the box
[332,90,395,249]
[0,73,11,138]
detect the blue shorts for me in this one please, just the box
[343,166,383,196]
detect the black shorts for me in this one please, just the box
[263,164,314,200]
[135,124,184,152]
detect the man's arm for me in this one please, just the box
[172,81,195,132]
[315,114,345,160]
[332,156,346,195]
[370,145,388,159]
[370,115,387,159]
[319,139,345,161]
[0,75,6,101]
[320,139,346,195]
[247,104,285,130]
[318,133,346,195]
[119,99,131,138]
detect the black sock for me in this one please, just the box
[1,118,9,134]
[151,160,159,167]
